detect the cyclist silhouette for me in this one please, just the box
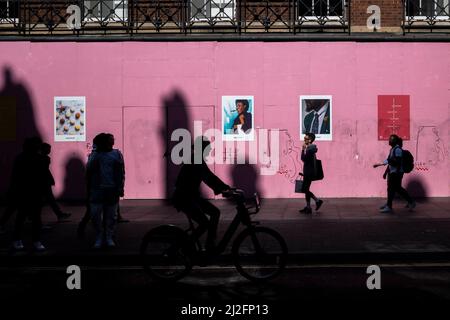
[172,137,230,250]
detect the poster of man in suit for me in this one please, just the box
[300,95,332,141]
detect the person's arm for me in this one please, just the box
[200,163,230,195]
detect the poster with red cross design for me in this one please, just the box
[378,95,410,140]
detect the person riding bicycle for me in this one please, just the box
[172,137,231,251]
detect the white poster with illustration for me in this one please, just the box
[54,97,86,142]
[222,96,254,141]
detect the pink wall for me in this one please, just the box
[0,41,448,199]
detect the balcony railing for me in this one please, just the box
[0,0,350,35]
[404,0,450,32]
[1,0,449,36]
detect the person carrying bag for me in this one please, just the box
[297,133,324,214]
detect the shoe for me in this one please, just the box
[93,237,103,249]
[406,201,416,211]
[380,203,388,209]
[315,199,324,211]
[33,241,46,252]
[379,206,392,213]
[105,238,116,248]
[299,207,312,214]
[12,240,24,250]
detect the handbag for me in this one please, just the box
[295,177,304,193]
[312,155,324,181]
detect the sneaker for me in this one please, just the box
[315,199,324,211]
[299,207,312,214]
[379,203,388,209]
[406,201,416,211]
[12,240,24,250]
[105,238,116,248]
[33,241,46,252]
[379,206,392,213]
[93,237,103,249]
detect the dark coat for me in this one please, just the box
[233,111,252,133]
[303,106,330,134]
[173,159,229,208]
[301,144,318,180]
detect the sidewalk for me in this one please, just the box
[0,198,449,266]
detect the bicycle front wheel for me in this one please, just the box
[140,225,193,282]
[232,226,288,282]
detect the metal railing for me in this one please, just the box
[404,0,450,32]
[0,0,350,35]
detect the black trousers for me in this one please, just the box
[178,198,220,248]
[387,172,413,208]
[13,202,43,242]
[302,178,316,205]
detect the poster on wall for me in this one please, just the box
[54,96,86,142]
[378,95,410,140]
[222,96,254,141]
[300,95,332,141]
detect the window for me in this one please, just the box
[190,0,235,21]
[0,1,19,20]
[84,0,128,21]
[406,0,450,18]
[298,0,344,18]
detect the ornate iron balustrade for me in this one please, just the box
[1,0,448,36]
[0,0,351,35]
[404,0,450,32]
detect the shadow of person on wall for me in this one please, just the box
[0,66,41,203]
[161,90,192,202]
[59,155,87,202]
[231,160,261,199]
[405,177,429,202]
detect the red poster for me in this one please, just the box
[378,95,410,140]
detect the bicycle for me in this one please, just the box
[140,188,288,282]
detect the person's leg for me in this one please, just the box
[12,205,28,249]
[31,205,45,250]
[197,199,220,249]
[104,202,118,246]
[386,173,397,209]
[180,201,209,246]
[395,173,414,204]
[90,202,103,247]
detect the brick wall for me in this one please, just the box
[351,0,403,32]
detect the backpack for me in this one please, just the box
[401,149,414,173]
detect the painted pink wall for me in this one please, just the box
[0,41,448,199]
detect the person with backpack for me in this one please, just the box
[373,134,416,213]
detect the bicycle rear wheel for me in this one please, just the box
[232,226,288,282]
[140,225,193,281]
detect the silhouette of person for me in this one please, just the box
[232,99,252,134]
[77,133,127,237]
[86,133,125,248]
[172,136,231,250]
[11,137,48,251]
[299,132,323,214]
[303,99,330,135]
[373,134,416,213]
[41,143,71,222]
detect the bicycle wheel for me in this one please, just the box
[140,225,193,281]
[232,226,288,282]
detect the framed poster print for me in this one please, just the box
[54,96,86,142]
[300,95,332,141]
[222,96,254,141]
